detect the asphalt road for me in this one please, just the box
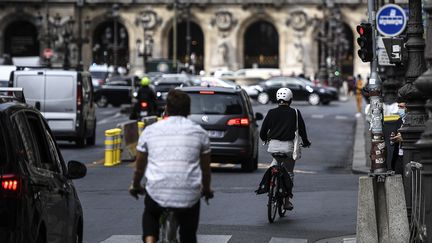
[60,97,361,243]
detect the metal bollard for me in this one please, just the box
[138,121,144,136]
[104,129,116,167]
[113,128,122,164]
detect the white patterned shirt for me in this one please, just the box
[136,116,210,208]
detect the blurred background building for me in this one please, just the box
[0,0,369,78]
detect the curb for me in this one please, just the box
[314,235,356,243]
[351,116,369,174]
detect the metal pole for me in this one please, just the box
[398,0,427,219]
[173,0,178,72]
[414,0,432,239]
[186,4,191,69]
[113,4,119,74]
[143,30,146,74]
[77,0,83,70]
[367,0,387,173]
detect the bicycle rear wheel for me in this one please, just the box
[267,174,278,223]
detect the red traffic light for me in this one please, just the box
[358,27,364,35]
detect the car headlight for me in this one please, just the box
[306,86,314,93]
[319,88,326,93]
[157,92,162,97]
[254,85,264,92]
[133,91,138,97]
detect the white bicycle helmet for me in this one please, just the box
[276,88,293,102]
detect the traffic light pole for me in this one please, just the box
[367,0,386,173]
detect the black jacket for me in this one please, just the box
[260,105,310,146]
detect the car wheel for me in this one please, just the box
[257,92,270,105]
[241,159,255,172]
[86,120,96,146]
[308,93,320,106]
[96,95,108,108]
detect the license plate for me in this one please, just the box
[208,130,224,138]
[140,111,148,116]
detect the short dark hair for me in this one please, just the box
[166,89,190,117]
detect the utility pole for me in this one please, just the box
[414,0,432,239]
[77,0,84,70]
[398,0,427,220]
[173,0,178,72]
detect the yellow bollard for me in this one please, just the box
[104,129,116,167]
[138,121,144,136]
[114,128,122,164]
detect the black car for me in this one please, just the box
[178,86,263,172]
[255,76,339,105]
[0,88,87,243]
[94,75,139,107]
[153,74,194,114]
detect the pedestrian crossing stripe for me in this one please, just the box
[100,235,309,243]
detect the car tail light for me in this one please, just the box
[199,91,215,95]
[227,118,249,126]
[77,82,83,111]
[140,102,148,108]
[1,174,20,192]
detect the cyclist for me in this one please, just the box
[259,88,311,210]
[129,89,213,243]
[131,76,157,119]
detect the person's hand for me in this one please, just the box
[390,132,402,143]
[129,184,145,200]
[201,189,214,205]
[302,141,311,148]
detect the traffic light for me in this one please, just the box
[356,23,373,62]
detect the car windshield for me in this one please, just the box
[91,71,108,80]
[189,93,243,115]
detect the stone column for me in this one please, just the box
[414,0,432,239]
[397,0,428,219]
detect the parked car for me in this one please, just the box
[234,68,281,79]
[178,86,263,172]
[152,74,194,114]
[10,68,97,147]
[0,88,87,243]
[255,76,339,105]
[94,75,139,108]
[89,64,110,90]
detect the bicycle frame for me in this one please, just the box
[159,209,179,243]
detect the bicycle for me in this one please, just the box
[130,186,213,243]
[158,191,213,243]
[267,153,292,223]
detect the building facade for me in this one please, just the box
[0,0,370,78]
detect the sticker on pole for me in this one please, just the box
[376,4,407,37]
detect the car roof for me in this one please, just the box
[13,68,88,77]
[178,86,241,94]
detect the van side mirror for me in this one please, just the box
[67,160,87,179]
[255,112,264,121]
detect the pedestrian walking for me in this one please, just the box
[129,89,213,243]
[355,74,364,117]
[389,102,406,174]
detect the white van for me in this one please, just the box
[10,69,97,147]
[0,65,16,87]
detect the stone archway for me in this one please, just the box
[168,21,205,72]
[243,20,279,68]
[4,20,39,57]
[92,20,129,68]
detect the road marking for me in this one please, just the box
[269,238,308,243]
[335,115,349,120]
[311,114,325,119]
[100,234,232,243]
[86,159,105,168]
[258,163,317,174]
[97,112,125,125]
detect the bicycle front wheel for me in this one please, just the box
[267,174,278,223]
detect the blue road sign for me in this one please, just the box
[376,4,407,37]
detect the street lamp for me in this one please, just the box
[414,0,432,238]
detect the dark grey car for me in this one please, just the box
[0,89,86,243]
[179,86,263,172]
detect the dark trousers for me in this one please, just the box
[142,195,200,243]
